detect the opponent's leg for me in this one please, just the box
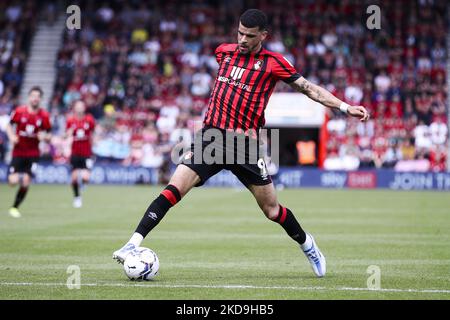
[248,183,326,277]
[113,164,201,263]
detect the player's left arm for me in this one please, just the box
[38,114,52,142]
[289,76,370,122]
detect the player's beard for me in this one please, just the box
[29,100,40,109]
[239,42,260,54]
[238,44,249,54]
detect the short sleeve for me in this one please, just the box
[42,113,52,131]
[271,54,301,83]
[214,44,226,64]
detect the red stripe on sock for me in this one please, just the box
[279,206,287,224]
[161,189,178,206]
[168,184,181,200]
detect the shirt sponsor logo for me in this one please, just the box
[230,66,245,80]
[217,76,251,91]
[218,65,252,91]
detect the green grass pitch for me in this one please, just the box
[0,184,449,299]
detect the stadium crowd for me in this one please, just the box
[0,0,39,162]
[0,0,448,172]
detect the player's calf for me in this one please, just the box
[113,184,182,263]
[134,184,182,238]
[269,205,307,245]
[268,205,326,277]
[81,169,90,185]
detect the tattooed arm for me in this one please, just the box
[289,76,370,122]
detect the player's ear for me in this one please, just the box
[260,30,268,41]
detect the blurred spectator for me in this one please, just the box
[191,67,212,97]
[429,117,448,145]
[429,145,447,171]
[359,150,376,169]
[381,140,402,168]
[6,2,22,23]
[414,120,432,151]
[15,0,444,172]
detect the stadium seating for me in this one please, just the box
[0,0,39,161]
[0,0,448,171]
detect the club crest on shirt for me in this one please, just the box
[254,60,263,70]
[36,119,42,127]
[224,56,231,63]
[183,151,194,161]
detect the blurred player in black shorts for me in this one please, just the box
[113,9,369,277]
[65,100,96,208]
[5,87,51,218]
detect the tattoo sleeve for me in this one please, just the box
[290,77,342,109]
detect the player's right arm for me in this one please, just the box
[6,110,19,145]
[5,122,18,145]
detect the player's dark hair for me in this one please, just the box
[28,86,43,97]
[240,9,267,31]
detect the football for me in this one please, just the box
[123,247,159,281]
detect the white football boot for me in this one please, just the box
[302,233,326,277]
[112,243,137,264]
[9,207,21,218]
[73,197,82,208]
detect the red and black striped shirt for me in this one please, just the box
[10,105,51,158]
[66,114,96,157]
[204,43,301,132]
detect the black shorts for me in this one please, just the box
[70,156,93,170]
[180,127,272,187]
[9,157,39,176]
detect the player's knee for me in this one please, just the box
[22,175,31,187]
[262,203,279,220]
[82,171,90,183]
[168,165,201,197]
[8,177,18,186]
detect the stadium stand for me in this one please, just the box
[0,0,40,162]
[0,0,448,172]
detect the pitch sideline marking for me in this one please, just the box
[0,282,449,294]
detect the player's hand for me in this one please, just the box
[348,105,370,122]
[10,135,19,145]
